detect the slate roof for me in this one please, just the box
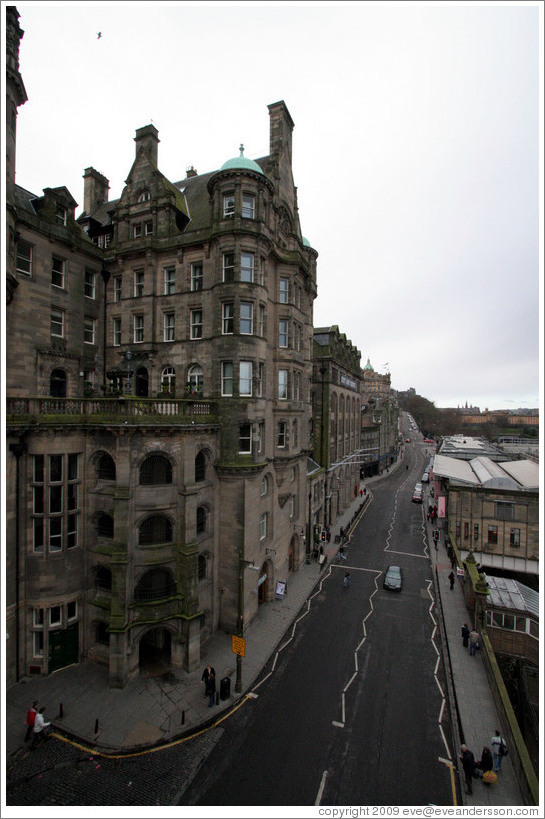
[486,575,539,617]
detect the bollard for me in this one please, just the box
[59,703,64,718]
[181,710,185,725]
[94,718,99,734]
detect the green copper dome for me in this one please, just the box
[363,357,374,371]
[220,144,264,175]
[302,236,310,247]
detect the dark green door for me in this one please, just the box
[48,622,79,673]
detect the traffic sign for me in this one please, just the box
[232,635,246,656]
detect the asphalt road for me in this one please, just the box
[179,439,458,808]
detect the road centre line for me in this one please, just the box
[315,770,328,806]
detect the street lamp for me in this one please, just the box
[235,548,257,693]
[320,365,327,529]
[125,349,133,395]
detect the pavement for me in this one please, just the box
[4,446,525,806]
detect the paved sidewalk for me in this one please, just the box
[5,448,526,807]
[427,489,524,806]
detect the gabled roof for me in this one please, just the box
[486,575,539,617]
[432,453,539,491]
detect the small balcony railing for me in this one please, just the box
[6,396,217,424]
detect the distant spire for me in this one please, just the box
[239,144,244,156]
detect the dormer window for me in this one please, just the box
[223,194,235,217]
[242,193,255,219]
[55,204,67,226]
[138,190,151,203]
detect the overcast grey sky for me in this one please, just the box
[9,0,543,411]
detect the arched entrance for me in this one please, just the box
[139,627,171,676]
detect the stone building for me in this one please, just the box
[5,8,318,687]
[360,358,399,477]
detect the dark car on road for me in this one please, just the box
[383,565,403,591]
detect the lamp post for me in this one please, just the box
[235,547,256,693]
[125,349,133,395]
[320,364,327,529]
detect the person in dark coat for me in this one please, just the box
[448,571,455,590]
[461,623,470,648]
[201,664,216,698]
[206,670,216,707]
[459,745,476,794]
[477,746,493,774]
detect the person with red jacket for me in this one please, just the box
[24,701,38,743]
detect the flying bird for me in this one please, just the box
[97,32,102,39]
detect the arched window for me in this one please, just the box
[134,568,176,601]
[195,450,206,482]
[260,476,268,496]
[198,554,207,580]
[97,453,116,480]
[50,368,67,397]
[139,515,173,546]
[196,506,207,535]
[138,190,151,202]
[161,366,176,394]
[95,565,112,592]
[97,513,114,538]
[140,454,172,485]
[95,622,110,645]
[187,364,203,394]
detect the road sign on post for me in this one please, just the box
[232,634,246,657]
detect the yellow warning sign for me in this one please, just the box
[231,635,246,656]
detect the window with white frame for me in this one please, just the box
[279,319,289,348]
[16,239,33,276]
[51,255,65,288]
[161,367,176,393]
[134,270,144,297]
[257,422,264,454]
[223,252,235,282]
[85,269,96,299]
[113,276,122,302]
[258,257,265,285]
[257,362,264,397]
[84,317,96,345]
[113,317,121,346]
[51,308,64,338]
[239,423,252,453]
[49,605,62,626]
[144,220,153,236]
[241,252,254,283]
[221,362,234,396]
[259,513,267,540]
[510,528,521,548]
[190,309,203,339]
[242,193,255,219]
[191,262,203,291]
[164,312,175,341]
[134,314,144,343]
[33,631,44,657]
[138,190,151,202]
[289,495,295,518]
[32,454,79,553]
[279,277,289,303]
[277,421,287,448]
[258,304,265,336]
[222,302,234,334]
[164,266,175,295]
[133,223,142,239]
[261,476,268,496]
[67,600,78,621]
[188,364,203,393]
[240,302,253,334]
[239,361,252,396]
[97,233,112,249]
[278,369,288,399]
[223,193,235,217]
[55,204,67,226]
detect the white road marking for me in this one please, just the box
[315,770,328,805]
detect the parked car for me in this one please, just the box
[423,438,433,443]
[383,565,403,591]
[414,482,423,492]
[421,472,429,483]
[412,489,423,503]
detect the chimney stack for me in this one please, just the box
[83,167,110,216]
[134,124,160,166]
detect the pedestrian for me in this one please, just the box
[476,746,494,775]
[24,701,38,743]
[360,488,363,496]
[338,544,347,561]
[461,623,470,648]
[448,571,455,590]
[433,528,440,544]
[326,527,331,543]
[339,527,344,541]
[469,628,480,656]
[459,744,476,795]
[31,706,51,748]
[201,664,216,698]
[490,730,507,771]
[312,545,318,561]
[206,670,216,707]
[343,571,351,588]
[450,554,457,570]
